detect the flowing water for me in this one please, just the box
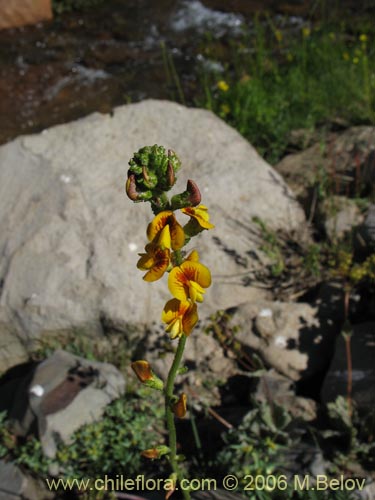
[0,0,372,145]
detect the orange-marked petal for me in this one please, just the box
[186,250,200,262]
[137,244,170,282]
[169,218,185,250]
[147,211,173,241]
[182,205,215,229]
[168,267,189,301]
[181,261,212,288]
[182,303,198,335]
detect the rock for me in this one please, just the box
[275,126,375,207]
[356,481,375,500]
[319,195,364,241]
[254,369,317,421]
[0,460,47,500]
[217,300,340,392]
[0,0,52,31]
[356,203,375,253]
[139,323,238,408]
[0,100,306,362]
[321,322,375,410]
[0,350,125,460]
[0,314,28,374]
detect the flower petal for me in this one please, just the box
[182,303,198,335]
[182,205,215,230]
[168,267,189,301]
[147,211,173,241]
[181,261,212,288]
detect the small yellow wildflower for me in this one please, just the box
[217,80,229,92]
[275,30,283,43]
[220,104,231,116]
[302,27,311,38]
[168,252,211,303]
[353,57,359,64]
[137,243,170,282]
[147,211,185,251]
[162,299,198,338]
[343,52,350,61]
[359,34,368,43]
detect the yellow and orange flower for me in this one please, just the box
[168,252,211,303]
[182,205,215,230]
[162,298,198,338]
[147,211,185,250]
[137,243,170,282]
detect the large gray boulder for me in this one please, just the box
[0,100,306,366]
[0,350,125,461]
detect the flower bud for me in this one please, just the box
[127,145,181,201]
[186,179,201,206]
[170,179,202,210]
[141,445,170,460]
[166,161,176,187]
[172,393,187,418]
[125,174,139,201]
[131,360,164,391]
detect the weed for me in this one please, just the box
[199,22,375,163]
[0,389,165,488]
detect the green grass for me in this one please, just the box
[200,20,375,164]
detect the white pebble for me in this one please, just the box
[128,242,138,252]
[259,308,273,318]
[60,174,72,184]
[274,335,287,348]
[30,384,44,397]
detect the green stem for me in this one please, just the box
[165,334,190,500]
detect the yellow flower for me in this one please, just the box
[168,252,211,303]
[147,211,185,251]
[181,205,215,230]
[220,104,231,116]
[217,80,229,92]
[173,393,187,418]
[275,30,283,43]
[302,27,311,38]
[162,299,198,338]
[353,57,359,64]
[137,243,170,282]
[359,34,368,43]
[343,52,350,61]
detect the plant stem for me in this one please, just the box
[345,333,353,418]
[165,334,190,500]
[343,288,353,418]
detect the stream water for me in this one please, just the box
[0,0,372,146]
